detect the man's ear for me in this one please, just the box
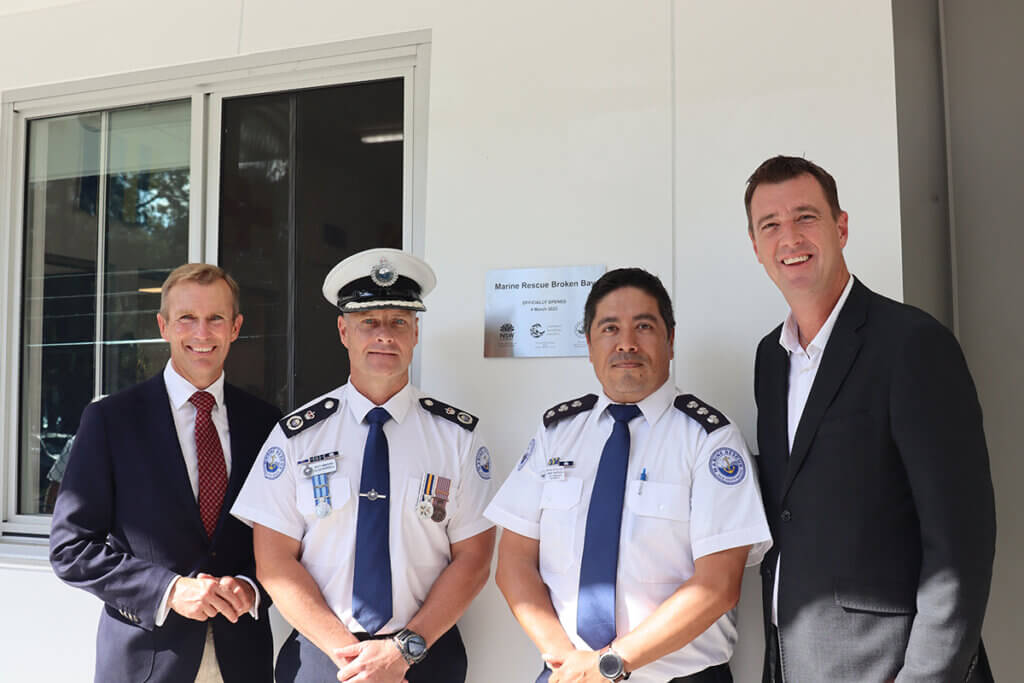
[230,314,243,342]
[157,313,169,342]
[337,315,349,349]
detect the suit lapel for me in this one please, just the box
[146,374,207,539]
[761,333,791,492]
[782,279,868,498]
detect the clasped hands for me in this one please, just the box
[168,572,255,623]
[544,648,608,683]
[333,638,410,683]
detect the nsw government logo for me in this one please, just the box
[709,447,746,485]
[499,323,515,341]
[263,447,286,480]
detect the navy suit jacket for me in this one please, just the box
[755,279,996,682]
[50,373,281,683]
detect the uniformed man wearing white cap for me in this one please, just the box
[232,248,496,683]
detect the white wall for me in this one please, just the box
[0,1,903,681]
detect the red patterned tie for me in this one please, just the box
[189,391,228,538]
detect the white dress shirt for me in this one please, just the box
[485,380,772,682]
[156,360,258,626]
[771,274,854,624]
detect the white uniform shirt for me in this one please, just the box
[231,382,495,634]
[485,381,771,682]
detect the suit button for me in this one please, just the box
[780,509,792,522]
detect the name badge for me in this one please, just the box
[542,466,566,481]
[303,459,337,478]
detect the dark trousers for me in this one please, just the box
[536,661,732,683]
[762,624,782,683]
[276,626,467,683]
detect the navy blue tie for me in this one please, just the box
[576,403,641,649]
[352,407,393,634]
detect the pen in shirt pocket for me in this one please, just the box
[639,467,647,495]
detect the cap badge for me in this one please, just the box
[370,258,398,287]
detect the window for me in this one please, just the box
[20,101,191,515]
[0,32,430,536]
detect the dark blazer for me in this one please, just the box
[755,279,996,683]
[50,373,281,683]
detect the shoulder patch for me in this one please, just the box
[674,394,729,433]
[419,397,478,432]
[543,393,598,428]
[279,397,339,438]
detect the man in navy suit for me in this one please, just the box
[50,263,281,683]
[746,156,995,682]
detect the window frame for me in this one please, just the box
[0,30,431,544]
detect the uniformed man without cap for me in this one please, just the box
[486,268,772,683]
[232,248,496,683]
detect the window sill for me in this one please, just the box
[0,536,51,571]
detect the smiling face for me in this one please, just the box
[157,279,242,389]
[587,286,674,403]
[338,308,419,400]
[749,173,850,306]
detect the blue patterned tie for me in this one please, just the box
[352,407,393,634]
[576,403,641,649]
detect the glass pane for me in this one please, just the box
[21,112,101,515]
[219,94,292,406]
[294,79,403,405]
[102,101,190,395]
[221,78,403,412]
[19,101,190,516]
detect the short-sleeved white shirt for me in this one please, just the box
[484,380,772,682]
[232,382,495,634]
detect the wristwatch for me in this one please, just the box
[597,647,631,681]
[392,628,428,665]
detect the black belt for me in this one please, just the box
[668,661,733,683]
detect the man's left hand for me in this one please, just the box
[545,650,606,683]
[335,639,410,683]
[211,574,256,622]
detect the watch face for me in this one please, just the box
[598,651,623,678]
[407,635,427,658]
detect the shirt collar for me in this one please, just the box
[778,275,855,357]
[594,378,675,425]
[344,381,414,425]
[163,359,226,410]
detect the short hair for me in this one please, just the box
[583,268,675,339]
[744,155,842,232]
[159,263,240,318]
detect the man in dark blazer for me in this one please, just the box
[745,155,996,683]
[50,263,281,683]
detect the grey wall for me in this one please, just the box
[896,2,1024,678]
[943,3,1024,677]
[893,0,953,327]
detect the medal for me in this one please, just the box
[311,472,333,518]
[419,473,452,522]
[297,452,340,518]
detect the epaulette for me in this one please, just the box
[674,394,729,433]
[543,393,598,428]
[419,397,478,432]
[279,397,339,438]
